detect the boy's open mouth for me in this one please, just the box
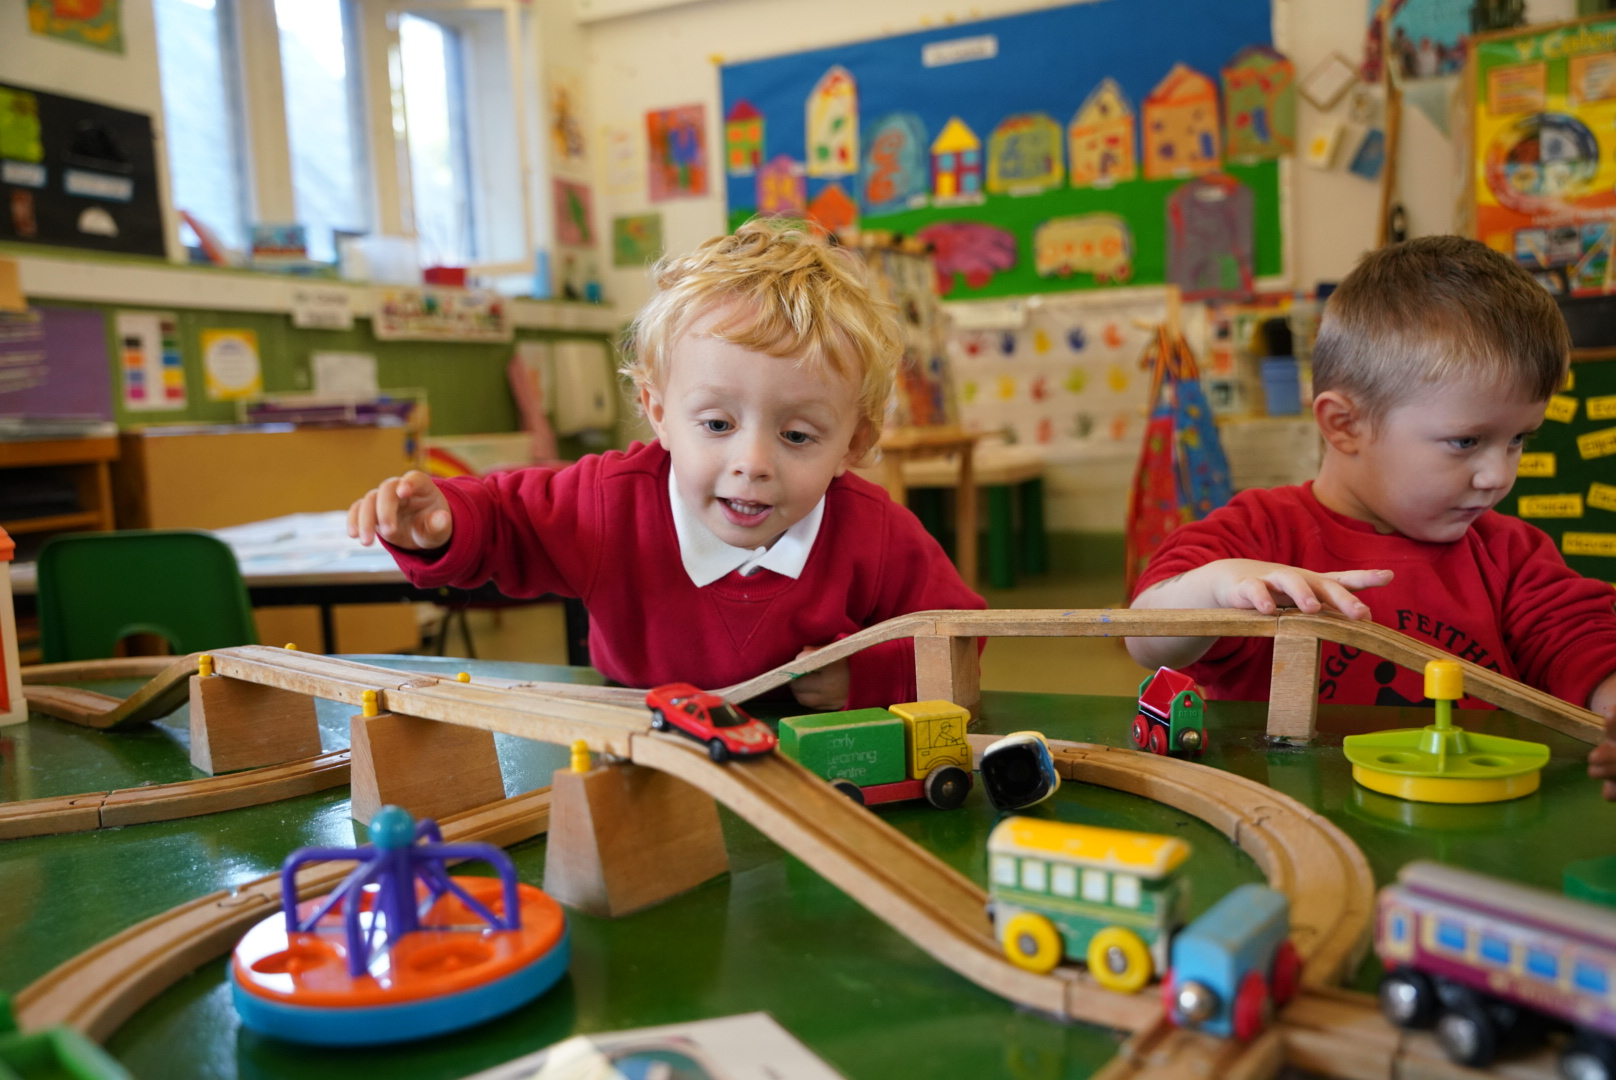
[719,497,773,527]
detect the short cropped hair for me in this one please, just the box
[1313,235,1569,427]
[620,218,902,428]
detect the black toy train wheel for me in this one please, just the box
[1436,999,1499,1069]
[923,765,971,810]
[707,738,730,763]
[650,709,668,732]
[1563,1033,1616,1080]
[830,778,865,804]
[1377,968,1437,1029]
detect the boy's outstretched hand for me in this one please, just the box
[347,470,454,551]
[791,644,849,711]
[1587,673,1616,801]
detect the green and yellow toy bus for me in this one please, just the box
[987,817,1192,992]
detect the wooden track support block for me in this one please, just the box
[914,634,981,718]
[349,710,506,825]
[1267,630,1321,743]
[189,674,322,775]
[543,761,728,918]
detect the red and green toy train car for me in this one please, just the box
[1133,667,1207,757]
[779,701,974,810]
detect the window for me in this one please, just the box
[1526,948,1558,980]
[1051,865,1077,898]
[1479,936,1510,966]
[275,0,370,261]
[1020,859,1047,893]
[397,13,474,267]
[153,0,248,251]
[1436,920,1467,952]
[1112,874,1141,909]
[991,855,1017,887]
[1082,869,1108,902]
[1574,961,1608,995]
[1389,912,1409,944]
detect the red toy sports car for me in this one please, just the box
[645,683,778,763]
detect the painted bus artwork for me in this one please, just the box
[1376,860,1616,1076]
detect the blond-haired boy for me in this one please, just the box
[349,220,984,709]
[1127,237,1616,794]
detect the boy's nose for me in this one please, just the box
[1474,453,1512,491]
[729,433,774,481]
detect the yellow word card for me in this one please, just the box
[1564,532,1616,557]
[1517,452,1556,477]
[1589,395,1616,420]
[1579,427,1616,459]
[1591,482,1616,512]
[1518,493,1584,517]
[1545,394,1579,423]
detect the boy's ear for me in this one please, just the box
[640,385,668,441]
[1314,390,1366,454]
[838,419,880,475]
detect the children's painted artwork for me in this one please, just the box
[930,117,984,204]
[27,0,122,53]
[860,112,928,214]
[612,213,662,267]
[646,104,708,202]
[602,125,641,195]
[916,221,1016,295]
[986,113,1063,195]
[725,100,764,176]
[1143,64,1222,180]
[756,155,806,216]
[1166,173,1253,301]
[552,179,595,247]
[550,70,587,165]
[806,66,858,178]
[1034,213,1133,284]
[1222,46,1295,161]
[374,288,511,342]
[806,182,857,236]
[1068,79,1137,189]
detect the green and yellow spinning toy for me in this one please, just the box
[1342,659,1548,804]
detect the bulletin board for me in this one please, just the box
[1509,361,1616,582]
[719,0,1284,300]
[1463,15,1616,295]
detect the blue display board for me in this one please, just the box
[720,0,1282,299]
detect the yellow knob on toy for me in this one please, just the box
[570,739,592,774]
[457,672,471,683]
[1424,660,1463,701]
[198,654,214,678]
[362,690,379,717]
[284,642,297,651]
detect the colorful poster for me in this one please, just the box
[646,104,707,202]
[612,213,662,267]
[201,328,262,401]
[1166,173,1254,301]
[756,155,805,216]
[1143,64,1222,180]
[725,100,764,176]
[805,66,858,177]
[602,125,641,196]
[986,113,1063,195]
[553,178,595,247]
[373,289,511,342]
[116,311,185,411]
[1068,79,1137,189]
[550,70,587,165]
[1471,18,1616,297]
[1365,0,1471,82]
[0,306,114,418]
[27,0,122,53]
[859,113,928,214]
[1222,45,1295,161]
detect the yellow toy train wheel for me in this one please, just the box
[1087,926,1153,993]
[1000,912,1063,974]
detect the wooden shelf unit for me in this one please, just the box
[0,436,118,539]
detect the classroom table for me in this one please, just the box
[1,659,1608,1080]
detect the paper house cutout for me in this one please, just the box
[1143,64,1222,180]
[986,112,1063,194]
[1222,45,1295,161]
[756,154,806,216]
[860,112,928,214]
[1068,79,1137,188]
[725,100,764,176]
[806,66,858,178]
[807,182,858,236]
[931,117,983,201]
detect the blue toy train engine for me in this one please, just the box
[1163,884,1300,1041]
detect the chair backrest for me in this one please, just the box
[38,531,258,662]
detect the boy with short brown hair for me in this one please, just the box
[1126,236,1616,795]
[349,219,984,710]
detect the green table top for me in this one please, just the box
[1,657,1609,1080]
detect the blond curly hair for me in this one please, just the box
[620,218,902,429]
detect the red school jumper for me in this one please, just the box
[386,440,986,707]
[1133,482,1616,709]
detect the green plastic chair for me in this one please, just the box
[38,530,259,663]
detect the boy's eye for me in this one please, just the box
[781,429,815,446]
[700,419,733,434]
[1447,437,1478,451]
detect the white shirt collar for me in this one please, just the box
[667,465,825,588]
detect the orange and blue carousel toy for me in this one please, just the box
[231,805,569,1045]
